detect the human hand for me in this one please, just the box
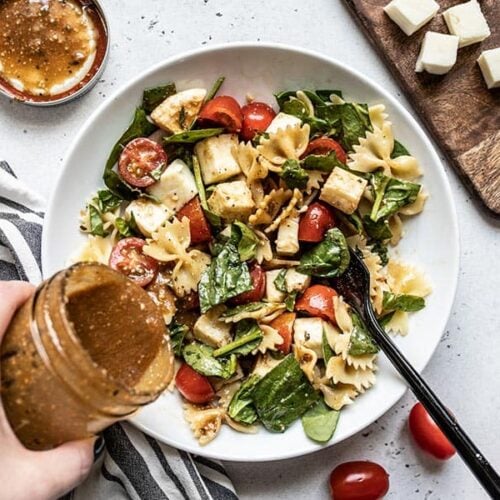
[0,281,95,500]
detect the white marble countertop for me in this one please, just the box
[1,0,499,498]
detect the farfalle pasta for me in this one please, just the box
[74,79,430,445]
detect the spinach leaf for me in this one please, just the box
[281,98,308,119]
[213,320,263,358]
[273,269,288,293]
[279,159,309,190]
[370,173,421,222]
[115,213,138,238]
[103,108,157,200]
[198,240,252,313]
[301,399,340,443]
[315,89,343,101]
[88,204,108,237]
[348,312,379,356]
[252,354,320,432]
[335,211,364,235]
[302,151,345,172]
[142,83,176,113]
[371,241,389,267]
[379,312,395,328]
[274,90,297,109]
[232,222,259,262]
[228,374,261,425]
[96,189,123,212]
[322,328,334,363]
[169,320,189,357]
[382,292,425,313]
[205,76,225,102]
[221,301,267,318]
[192,156,221,228]
[163,128,223,144]
[338,102,372,151]
[297,228,350,278]
[363,215,392,241]
[391,140,410,158]
[284,291,298,312]
[182,342,236,379]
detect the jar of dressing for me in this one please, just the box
[0,263,173,450]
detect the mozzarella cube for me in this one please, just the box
[194,134,241,185]
[265,269,286,303]
[285,269,311,293]
[443,0,490,48]
[207,180,255,221]
[293,317,325,359]
[415,32,459,75]
[147,159,198,213]
[125,198,170,237]
[384,0,439,36]
[478,48,500,89]
[276,215,300,256]
[265,112,302,135]
[320,167,368,214]
[193,309,232,348]
[151,88,206,134]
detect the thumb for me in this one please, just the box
[31,438,96,499]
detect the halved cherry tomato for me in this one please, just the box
[109,237,159,287]
[118,138,168,188]
[231,263,266,305]
[409,403,456,460]
[295,284,337,323]
[269,312,296,354]
[177,197,212,244]
[298,202,336,243]
[199,95,243,132]
[303,137,347,164]
[329,461,389,500]
[240,101,276,141]
[175,363,215,404]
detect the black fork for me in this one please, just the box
[332,248,500,499]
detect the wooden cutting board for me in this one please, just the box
[343,0,500,216]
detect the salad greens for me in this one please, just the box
[252,355,320,433]
[391,140,411,158]
[142,83,176,113]
[322,329,334,363]
[363,215,392,241]
[88,205,107,237]
[114,213,138,238]
[213,320,263,358]
[169,320,190,356]
[221,302,267,319]
[297,228,350,278]
[163,128,224,144]
[279,159,309,190]
[205,76,225,102]
[228,374,261,425]
[302,151,345,172]
[301,400,340,443]
[232,222,259,262]
[192,156,222,228]
[182,343,236,379]
[348,312,379,356]
[382,292,425,313]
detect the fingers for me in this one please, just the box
[0,281,35,340]
[32,438,96,499]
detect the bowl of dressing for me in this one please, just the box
[0,0,109,106]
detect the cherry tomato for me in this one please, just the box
[240,101,276,141]
[177,197,212,244]
[298,202,336,243]
[409,403,456,460]
[199,95,243,133]
[175,363,215,404]
[118,138,168,188]
[303,137,347,164]
[329,461,389,500]
[231,263,266,305]
[269,312,296,354]
[109,237,159,287]
[295,284,337,323]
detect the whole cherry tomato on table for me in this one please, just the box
[175,363,215,404]
[231,263,266,305]
[303,137,347,164]
[240,101,276,141]
[118,138,168,188]
[198,95,243,132]
[329,461,389,500]
[109,237,159,287]
[269,312,296,354]
[298,202,336,243]
[408,402,456,460]
[177,196,212,244]
[295,284,337,323]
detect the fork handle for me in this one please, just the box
[363,301,500,499]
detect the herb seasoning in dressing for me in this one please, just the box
[0,0,107,101]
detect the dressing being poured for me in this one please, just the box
[0,0,107,101]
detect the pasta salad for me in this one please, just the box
[75,77,430,445]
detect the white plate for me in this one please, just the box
[42,43,459,462]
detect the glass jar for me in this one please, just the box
[0,263,173,450]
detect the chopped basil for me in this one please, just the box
[169,320,189,357]
[213,320,263,358]
[163,128,223,144]
[391,140,411,158]
[232,222,259,262]
[348,312,379,356]
[96,189,122,212]
[322,329,334,363]
[221,302,267,318]
[284,291,298,312]
[228,374,260,425]
[182,342,236,379]
[382,292,425,313]
[301,399,340,443]
[279,159,309,190]
[142,82,176,113]
[115,213,138,238]
[205,76,225,102]
[273,269,288,293]
[88,204,108,237]
[192,156,221,228]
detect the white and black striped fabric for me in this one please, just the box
[0,161,238,500]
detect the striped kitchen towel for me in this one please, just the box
[0,161,237,500]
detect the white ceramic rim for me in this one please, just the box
[42,41,460,462]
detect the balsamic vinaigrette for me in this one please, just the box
[0,0,108,102]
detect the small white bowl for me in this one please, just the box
[42,42,459,462]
